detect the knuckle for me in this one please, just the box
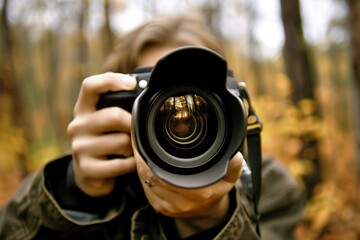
[113,138,132,157]
[176,203,193,214]
[82,76,96,92]
[117,133,131,146]
[77,160,93,178]
[122,145,133,157]
[150,201,163,213]
[107,107,125,124]
[71,139,84,156]
[67,119,80,136]
[197,189,213,201]
[67,115,89,136]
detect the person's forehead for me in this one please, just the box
[137,44,180,68]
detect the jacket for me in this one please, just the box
[0,155,305,239]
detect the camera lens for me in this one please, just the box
[146,88,226,172]
[167,113,198,141]
[157,94,212,155]
[131,47,247,187]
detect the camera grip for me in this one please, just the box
[97,91,138,113]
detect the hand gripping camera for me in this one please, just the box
[97,46,247,188]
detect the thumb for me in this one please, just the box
[223,152,243,183]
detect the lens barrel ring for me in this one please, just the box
[145,85,228,174]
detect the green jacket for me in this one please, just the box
[0,156,305,239]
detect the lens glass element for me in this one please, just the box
[154,94,217,159]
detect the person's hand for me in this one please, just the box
[67,72,137,197]
[134,146,243,238]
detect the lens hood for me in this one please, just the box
[132,46,246,188]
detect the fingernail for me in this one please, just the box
[124,75,137,88]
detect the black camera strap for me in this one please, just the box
[239,84,263,237]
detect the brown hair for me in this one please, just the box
[102,14,223,73]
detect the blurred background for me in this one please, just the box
[0,0,359,239]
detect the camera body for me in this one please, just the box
[97,67,242,113]
[97,68,151,112]
[98,46,247,188]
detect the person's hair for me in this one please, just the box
[102,14,223,73]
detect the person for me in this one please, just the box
[0,14,305,240]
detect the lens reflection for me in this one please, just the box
[155,94,216,158]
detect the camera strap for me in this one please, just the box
[239,84,263,237]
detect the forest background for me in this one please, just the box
[0,0,359,239]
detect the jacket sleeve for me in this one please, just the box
[258,157,307,240]
[213,186,262,240]
[216,157,306,240]
[0,155,126,240]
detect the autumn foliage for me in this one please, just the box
[0,1,359,239]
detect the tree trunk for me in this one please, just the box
[0,0,29,178]
[79,0,89,77]
[279,0,321,197]
[103,0,113,55]
[245,0,265,96]
[280,0,316,102]
[346,0,360,182]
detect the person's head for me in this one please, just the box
[102,14,223,73]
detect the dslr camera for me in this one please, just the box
[97,46,247,188]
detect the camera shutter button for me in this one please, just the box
[138,80,148,89]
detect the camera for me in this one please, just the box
[97,46,247,188]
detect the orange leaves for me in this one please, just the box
[252,92,359,240]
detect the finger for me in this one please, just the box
[223,152,243,183]
[74,156,136,179]
[68,107,132,136]
[134,148,219,196]
[134,151,220,203]
[71,133,133,158]
[134,146,238,204]
[136,169,198,217]
[144,188,192,217]
[74,73,137,115]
